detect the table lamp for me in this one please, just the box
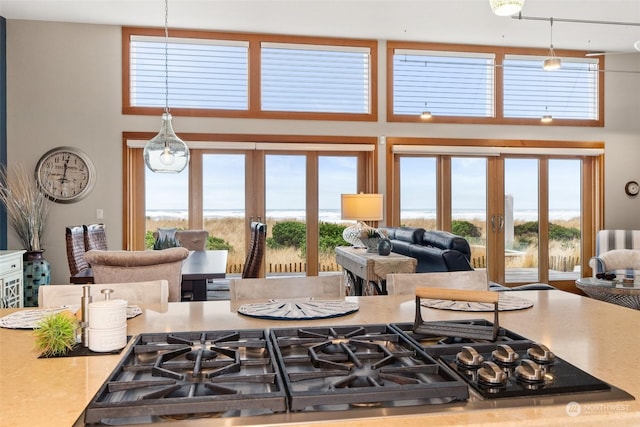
[341,193,384,247]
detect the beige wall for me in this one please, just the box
[6,19,640,285]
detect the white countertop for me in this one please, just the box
[0,290,638,426]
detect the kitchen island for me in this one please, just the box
[0,290,638,426]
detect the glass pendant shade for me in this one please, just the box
[490,0,524,16]
[543,57,561,70]
[144,112,190,173]
[420,111,432,119]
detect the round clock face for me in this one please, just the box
[35,146,96,203]
[625,180,639,197]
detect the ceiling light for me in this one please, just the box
[490,0,525,16]
[143,0,190,173]
[541,115,553,123]
[420,111,432,120]
[543,17,561,70]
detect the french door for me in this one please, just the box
[128,136,376,277]
[391,141,601,292]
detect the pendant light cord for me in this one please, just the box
[549,17,555,55]
[164,0,170,115]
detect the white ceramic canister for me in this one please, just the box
[88,299,127,330]
[88,325,127,352]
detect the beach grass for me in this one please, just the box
[146,216,581,272]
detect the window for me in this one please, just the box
[261,43,371,114]
[387,41,603,126]
[393,49,495,117]
[503,55,599,120]
[124,28,377,120]
[129,35,249,110]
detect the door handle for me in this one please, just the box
[491,215,504,232]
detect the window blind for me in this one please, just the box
[130,35,249,110]
[393,49,495,117]
[261,42,370,113]
[503,55,599,120]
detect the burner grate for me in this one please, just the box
[270,324,469,411]
[84,330,287,425]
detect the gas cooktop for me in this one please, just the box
[82,320,634,425]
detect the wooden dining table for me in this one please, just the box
[70,250,228,301]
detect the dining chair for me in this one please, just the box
[241,222,266,278]
[83,247,189,302]
[66,225,90,276]
[229,275,344,310]
[175,229,209,251]
[83,223,108,251]
[386,270,489,295]
[38,280,169,307]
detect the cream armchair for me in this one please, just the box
[83,248,189,302]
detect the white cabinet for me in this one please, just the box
[0,250,26,308]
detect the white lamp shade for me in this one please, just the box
[341,194,383,221]
[490,0,525,16]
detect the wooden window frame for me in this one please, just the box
[123,134,378,252]
[384,137,604,292]
[122,27,378,122]
[387,41,604,127]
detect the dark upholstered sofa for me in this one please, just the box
[379,226,473,273]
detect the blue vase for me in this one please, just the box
[23,251,51,307]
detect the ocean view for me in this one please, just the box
[146,209,581,222]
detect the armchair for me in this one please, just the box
[589,230,640,279]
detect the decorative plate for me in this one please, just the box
[0,305,142,329]
[421,294,533,312]
[237,298,359,320]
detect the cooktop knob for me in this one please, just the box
[456,346,484,367]
[477,361,508,385]
[527,343,555,363]
[492,344,520,364]
[515,359,546,383]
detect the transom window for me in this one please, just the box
[130,35,249,110]
[123,28,377,120]
[393,49,495,117]
[261,42,371,114]
[503,55,599,120]
[387,42,603,126]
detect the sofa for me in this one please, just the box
[379,226,473,273]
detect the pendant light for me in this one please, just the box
[490,0,525,17]
[420,102,432,120]
[143,0,190,173]
[543,18,561,71]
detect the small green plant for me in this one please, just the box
[207,236,233,251]
[33,311,78,357]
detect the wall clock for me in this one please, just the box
[625,180,639,197]
[35,146,96,203]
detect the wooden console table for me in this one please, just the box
[335,246,417,295]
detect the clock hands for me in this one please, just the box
[58,155,71,184]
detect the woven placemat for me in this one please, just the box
[238,298,359,320]
[0,305,142,329]
[421,293,533,312]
